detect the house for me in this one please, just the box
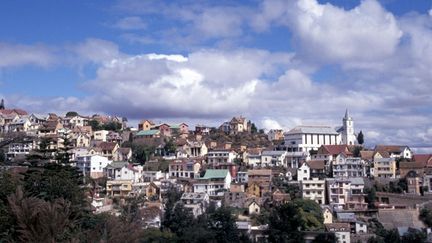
[73,133,91,148]
[229,116,250,134]
[143,170,165,182]
[106,180,133,197]
[207,149,237,164]
[244,148,262,167]
[106,131,123,143]
[170,123,189,135]
[138,120,155,131]
[140,206,162,229]
[272,189,291,205]
[66,115,89,127]
[96,142,119,160]
[413,154,432,167]
[7,139,36,160]
[267,129,284,141]
[181,192,210,217]
[406,171,421,195]
[156,123,171,137]
[104,161,143,183]
[297,160,325,181]
[75,155,111,179]
[115,147,132,161]
[373,157,396,178]
[224,184,247,208]
[7,117,32,132]
[333,153,364,178]
[146,182,161,200]
[374,145,412,159]
[322,206,333,224]
[248,200,261,215]
[399,161,424,178]
[325,223,351,243]
[261,150,288,167]
[195,124,211,135]
[169,159,201,179]
[248,169,272,196]
[326,178,367,211]
[236,171,248,183]
[193,169,232,196]
[177,139,208,157]
[93,130,109,141]
[38,120,63,136]
[301,178,326,205]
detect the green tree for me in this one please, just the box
[268,202,305,243]
[164,139,176,155]
[401,228,426,243]
[55,133,74,165]
[419,207,432,228]
[163,202,194,237]
[357,130,364,145]
[65,111,79,117]
[365,187,377,209]
[250,122,258,133]
[208,207,239,243]
[88,119,101,131]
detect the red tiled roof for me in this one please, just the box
[98,142,117,151]
[320,145,351,156]
[306,160,325,170]
[0,109,28,116]
[413,154,432,167]
[375,145,406,153]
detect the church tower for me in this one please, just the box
[341,109,356,145]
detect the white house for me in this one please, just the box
[325,223,351,243]
[207,149,237,164]
[93,130,109,142]
[333,153,365,178]
[104,161,143,183]
[261,150,288,167]
[193,169,232,196]
[76,155,111,179]
[301,178,326,205]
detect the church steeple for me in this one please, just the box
[344,108,351,120]
[0,99,4,110]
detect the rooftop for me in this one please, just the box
[286,125,339,135]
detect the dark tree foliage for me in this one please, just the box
[250,122,258,133]
[208,207,239,243]
[365,187,377,209]
[312,233,336,243]
[268,202,305,243]
[420,207,432,228]
[88,119,100,131]
[164,139,176,155]
[357,130,364,145]
[401,228,427,243]
[65,111,79,117]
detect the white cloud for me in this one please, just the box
[74,38,122,64]
[261,118,283,130]
[0,43,55,68]
[113,16,147,30]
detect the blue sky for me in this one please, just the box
[1,0,432,147]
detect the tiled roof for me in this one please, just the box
[321,145,351,155]
[413,154,432,167]
[98,142,117,151]
[399,162,424,169]
[306,160,325,170]
[360,150,374,160]
[105,161,128,169]
[248,169,272,176]
[286,125,339,135]
[375,145,407,153]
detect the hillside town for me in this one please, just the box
[1,99,432,243]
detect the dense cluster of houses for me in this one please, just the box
[2,100,432,242]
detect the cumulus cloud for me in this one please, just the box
[0,43,55,68]
[74,38,122,64]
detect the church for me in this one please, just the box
[283,110,358,154]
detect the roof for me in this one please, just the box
[360,150,374,160]
[181,192,208,200]
[399,162,424,169]
[325,223,351,232]
[201,169,229,179]
[374,151,390,158]
[320,145,351,156]
[248,169,272,176]
[413,154,432,167]
[136,130,160,136]
[0,108,28,116]
[349,177,364,185]
[306,160,325,170]
[378,209,425,229]
[286,125,339,135]
[262,150,287,156]
[375,145,408,153]
[105,161,128,169]
[97,142,118,151]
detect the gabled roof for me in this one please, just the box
[248,169,272,176]
[0,108,28,116]
[105,161,128,169]
[305,160,325,170]
[97,142,118,151]
[201,169,229,179]
[399,162,424,169]
[320,145,352,156]
[413,154,432,167]
[375,145,409,153]
[360,150,374,160]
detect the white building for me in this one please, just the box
[284,126,340,154]
[326,178,367,211]
[337,110,357,146]
[261,150,288,167]
[104,161,143,183]
[193,169,232,196]
[76,155,111,179]
[301,178,326,205]
[207,150,237,164]
[93,130,109,142]
[333,153,365,178]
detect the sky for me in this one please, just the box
[0,0,432,148]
